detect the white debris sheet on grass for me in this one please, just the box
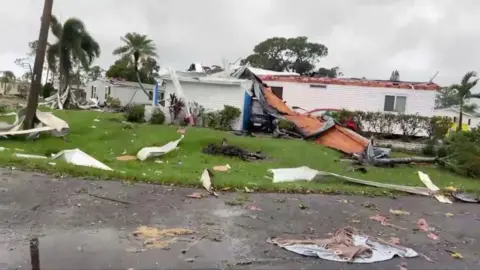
[137,135,184,161]
[0,110,69,138]
[269,166,432,196]
[268,228,418,263]
[418,171,452,204]
[52,149,113,171]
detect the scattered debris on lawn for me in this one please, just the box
[354,144,437,167]
[298,203,308,210]
[244,186,252,193]
[369,214,406,230]
[116,155,137,161]
[267,227,418,263]
[14,153,48,159]
[417,219,439,240]
[452,192,480,203]
[185,192,203,199]
[445,213,454,217]
[269,166,431,196]
[0,109,69,139]
[52,148,113,171]
[418,171,452,204]
[202,139,265,161]
[137,135,184,161]
[132,226,195,249]
[201,169,218,197]
[213,164,231,172]
[389,209,410,216]
[398,262,408,270]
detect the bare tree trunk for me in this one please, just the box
[457,100,464,132]
[135,71,151,99]
[45,66,50,83]
[23,0,53,130]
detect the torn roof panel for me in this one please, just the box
[259,76,441,91]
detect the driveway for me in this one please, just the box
[0,168,479,269]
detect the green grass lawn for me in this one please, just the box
[0,109,477,195]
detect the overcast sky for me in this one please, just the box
[1,0,479,88]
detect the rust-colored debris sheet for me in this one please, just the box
[254,78,369,154]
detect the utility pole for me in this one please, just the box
[23,0,54,129]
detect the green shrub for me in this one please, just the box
[107,96,121,108]
[125,104,145,123]
[441,127,480,177]
[203,111,221,129]
[149,108,165,125]
[0,104,7,113]
[218,105,241,130]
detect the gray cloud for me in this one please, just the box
[1,0,480,93]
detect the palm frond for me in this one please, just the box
[46,42,60,73]
[469,93,480,99]
[50,15,63,38]
[461,71,477,86]
[113,45,131,55]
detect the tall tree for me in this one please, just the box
[15,40,51,84]
[112,32,158,99]
[46,15,100,105]
[449,71,480,132]
[390,70,400,81]
[23,0,53,130]
[435,86,479,113]
[242,36,328,75]
[105,56,159,84]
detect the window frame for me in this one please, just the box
[383,95,407,113]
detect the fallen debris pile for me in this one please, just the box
[0,109,68,139]
[268,227,418,263]
[202,139,265,161]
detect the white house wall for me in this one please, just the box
[433,109,480,129]
[263,81,437,116]
[163,81,246,130]
[85,80,156,106]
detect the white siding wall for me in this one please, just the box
[85,80,156,106]
[111,86,152,106]
[263,81,437,116]
[433,109,480,129]
[162,81,246,130]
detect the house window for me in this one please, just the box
[159,92,165,106]
[271,86,283,99]
[310,84,327,88]
[104,86,111,99]
[148,90,153,101]
[383,95,406,113]
[91,86,97,99]
[453,116,457,123]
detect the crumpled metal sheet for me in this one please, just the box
[137,135,184,161]
[52,148,113,171]
[0,110,69,138]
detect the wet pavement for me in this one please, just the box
[0,168,479,269]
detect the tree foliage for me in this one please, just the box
[241,36,328,75]
[112,32,158,99]
[105,56,159,84]
[46,15,100,93]
[390,70,400,81]
[449,71,480,131]
[313,67,342,78]
[87,65,103,81]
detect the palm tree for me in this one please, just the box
[450,71,480,132]
[46,15,100,104]
[113,32,158,99]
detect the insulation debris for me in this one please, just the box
[268,227,418,263]
[418,171,452,204]
[116,155,137,161]
[213,164,231,172]
[52,148,113,171]
[137,135,184,161]
[201,169,218,197]
[14,153,48,159]
[133,226,195,249]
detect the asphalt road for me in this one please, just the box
[0,168,479,269]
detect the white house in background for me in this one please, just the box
[84,79,164,106]
[158,72,252,130]
[433,107,480,130]
[257,76,440,116]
